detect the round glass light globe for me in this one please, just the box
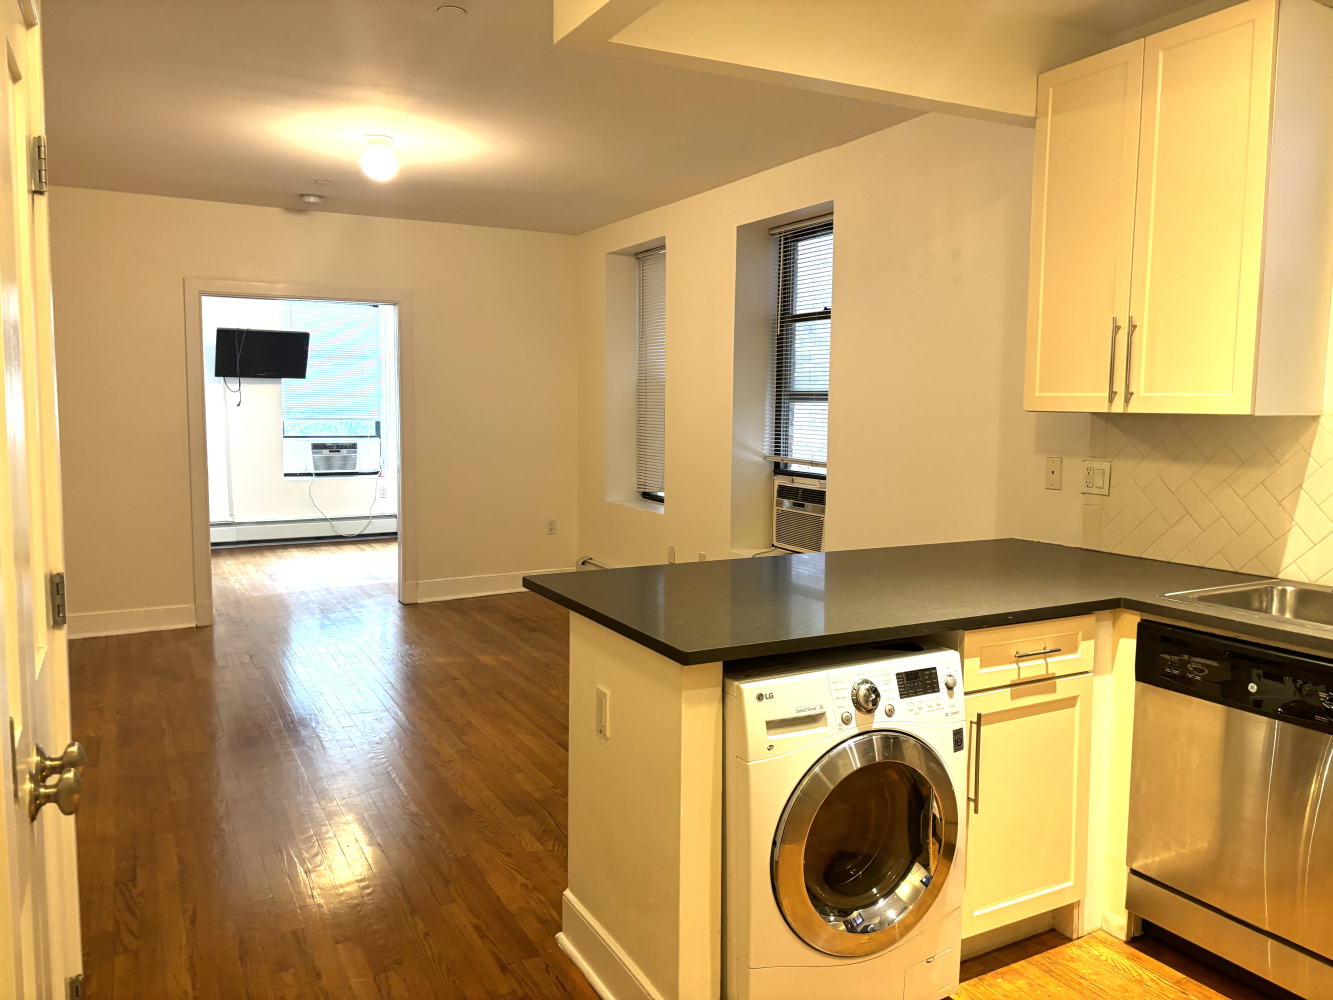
[360,142,398,182]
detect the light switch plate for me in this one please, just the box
[1045,457,1063,491]
[1081,460,1111,496]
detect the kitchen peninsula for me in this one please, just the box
[524,539,1319,1000]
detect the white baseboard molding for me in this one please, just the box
[558,891,664,1000]
[210,516,398,544]
[414,566,574,603]
[68,604,197,639]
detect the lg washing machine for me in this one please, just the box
[724,643,967,1000]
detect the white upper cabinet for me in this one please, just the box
[1025,0,1333,415]
[1024,41,1143,412]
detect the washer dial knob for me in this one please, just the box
[850,679,881,714]
[944,673,957,691]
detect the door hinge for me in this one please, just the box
[48,571,66,627]
[67,974,85,999]
[31,135,47,195]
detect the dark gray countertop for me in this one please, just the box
[522,539,1333,665]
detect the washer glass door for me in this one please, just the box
[772,730,958,957]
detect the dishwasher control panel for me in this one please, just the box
[1137,621,1333,732]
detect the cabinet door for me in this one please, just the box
[962,673,1092,939]
[1024,41,1143,412]
[1126,0,1277,414]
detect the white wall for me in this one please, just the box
[576,114,1089,568]
[50,187,579,628]
[202,295,399,529]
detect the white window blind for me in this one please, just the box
[771,216,832,474]
[636,246,667,499]
[281,300,383,437]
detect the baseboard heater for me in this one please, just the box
[210,516,398,546]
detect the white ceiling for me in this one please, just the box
[42,0,921,234]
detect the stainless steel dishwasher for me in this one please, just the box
[1128,621,1333,998]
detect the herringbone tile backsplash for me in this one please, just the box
[1089,414,1333,582]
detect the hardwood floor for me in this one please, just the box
[73,540,592,999]
[70,540,1274,999]
[958,930,1286,1000]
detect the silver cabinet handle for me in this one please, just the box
[1014,646,1063,659]
[1124,315,1137,404]
[968,714,982,814]
[1108,316,1121,403]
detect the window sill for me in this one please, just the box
[283,471,381,478]
[610,495,665,514]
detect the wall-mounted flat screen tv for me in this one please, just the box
[213,328,310,379]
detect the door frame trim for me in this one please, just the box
[182,277,418,624]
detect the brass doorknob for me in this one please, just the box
[34,741,85,782]
[29,767,81,822]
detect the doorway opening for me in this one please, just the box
[201,295,400,546]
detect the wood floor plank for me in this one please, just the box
[71,539,1277,999]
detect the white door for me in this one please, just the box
[0,3,84,997]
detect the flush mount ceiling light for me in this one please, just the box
[360,135,399,181]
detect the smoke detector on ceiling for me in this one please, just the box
[299,193,324,204]
[437,4,467,17]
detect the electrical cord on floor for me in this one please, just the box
[307,470,382,538]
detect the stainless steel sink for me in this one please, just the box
[1166,580,1333,629]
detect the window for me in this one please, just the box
[636,246,667,503]
[281,300,384,438]
[771,216,832,478]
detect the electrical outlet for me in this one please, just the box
[377,480,388,499]
[1045,457,1063,491]
[1081,460,1111,496]
[667,544,676,563]
[546,518,557,535]
[595,686,610,738]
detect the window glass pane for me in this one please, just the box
[787,400,828,467]
[281,300,383,425]
[771,220,832,470]
[792,231,833,314]
[790,318,830,392]
[636,247,667,496]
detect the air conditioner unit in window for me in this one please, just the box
[311,441,358,473]
[282,437,383,475]
[773,475,827,553]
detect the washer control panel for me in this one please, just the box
[724,645,964,760]
[828,653,962,732]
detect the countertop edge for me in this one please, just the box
[523,575,1333,665]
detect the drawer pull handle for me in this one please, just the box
[1014,646,1062,659]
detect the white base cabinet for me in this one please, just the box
[961,620,1095,941]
